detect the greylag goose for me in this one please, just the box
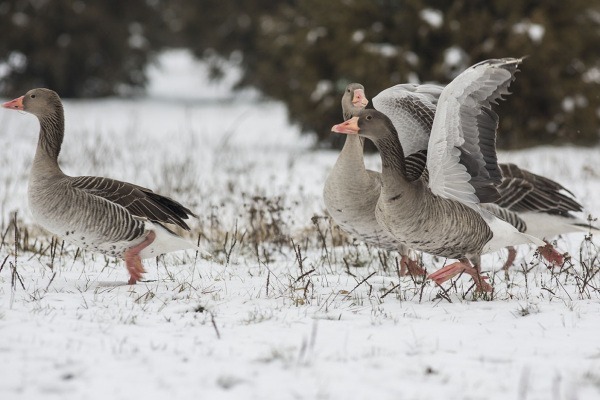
[323,83,423,275]
[372,81,597,267]
[2,88,208,284]
[332,58,546,291]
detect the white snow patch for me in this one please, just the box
[443,47,468,77]
[583,67,600,83]
[562,97,575,113]
[364,43,399,58]
[404,51,419,66]
[444,47,463,66]
[306,27,328,43]
[352,30,366,43]
[513,21,546,43]
[311,80,333,102]
[420,8,443,28]
[407,72,420,84]
[145,48,258,101]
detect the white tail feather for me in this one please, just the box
[483,214,545,254]
[139,222,212,259]
[520,212,599,239]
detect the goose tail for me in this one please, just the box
[519,212,600,239]
[139,222,212,259]
[481,211,545,254]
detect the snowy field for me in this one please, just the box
[1,50,600,400]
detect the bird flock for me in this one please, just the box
[2,58,598,291]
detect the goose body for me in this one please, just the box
[373,83,595,244]
[332,58,545,290]
[324,149,393,247]
[324,84,389,245]
[323,84,421,274]
[3,88,206,284]
[27,175,195,260]
[369,130,538,259]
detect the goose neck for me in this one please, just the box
[32,110,65,177]
[375,134,407,183]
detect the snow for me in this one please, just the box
[420,8,443,29]
[1,50,600,400]
[310,80,334,102]
[513,21,546,43]
[352,30,366,43]
[365,43,400,58]
[145,49,258,101]
[442,46,468,77]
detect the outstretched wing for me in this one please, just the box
[373,83,442,157]
[497,163,582,215]
[426,58,522,207]
[70,176,196,230]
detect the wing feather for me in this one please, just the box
[373,83,441,156]
[427,58,522,207]
[70,176,196,230]
[497,163,582,215]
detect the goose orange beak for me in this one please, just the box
[352,89,369,108]
[2,96,24,110]
[331,117,359,134]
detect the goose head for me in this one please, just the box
[2,88,62,118]
[332,109,397,142]
[341,83,368,120]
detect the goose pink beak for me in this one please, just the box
[2,96,24,110]
[331,117,359,134]
[352,89,369,108]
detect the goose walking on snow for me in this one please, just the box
[371,80,597,269]
[323,83,423,275]
[332,58,546,291]
[2,88,209,284]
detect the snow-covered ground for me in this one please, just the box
[1,50,599,400]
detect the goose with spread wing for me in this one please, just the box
[2,88,209,284]
[372,77,597,268]
[332,58,546,291]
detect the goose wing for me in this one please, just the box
[497,163,582,215]
[70,176,196,230]
[426,58,522,207]
[373,83,441,157]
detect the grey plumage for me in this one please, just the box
[70,176,196,230]
[331,59,544,270]
[325,83,440,259]
[496,163,582,215]
[324,83,406,252]
[372,66,590,239]
[3,88,201,282]
[348,109,494,259]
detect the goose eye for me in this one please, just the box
[30,94,36,98]
[347,89,351,93]
[366,115,372,120]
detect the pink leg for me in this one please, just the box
[502,246,517,271]
[428,259,492,292]
[123,231,156,284]
[538,241,564,266]
[400,255,426,276]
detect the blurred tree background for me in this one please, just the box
[0,0,599,148]
[0,0,166,97]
